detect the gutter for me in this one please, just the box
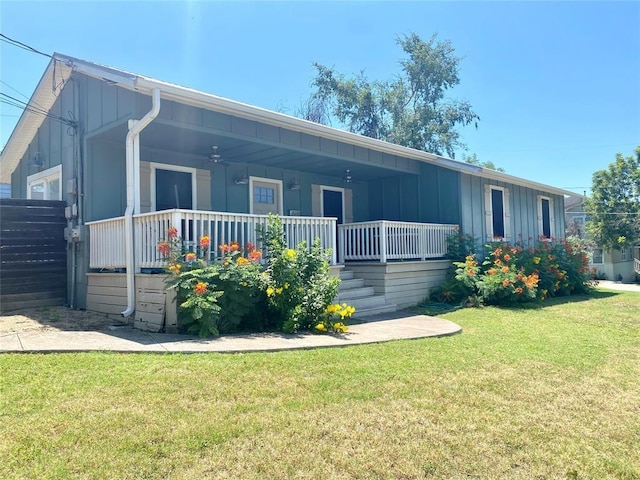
[122,88,161,318]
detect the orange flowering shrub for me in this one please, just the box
[163,214,349,336]
[448,236,594,306]
[163,227,266,337]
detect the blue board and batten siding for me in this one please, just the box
[460,173,565,246]
[368,164,461,225]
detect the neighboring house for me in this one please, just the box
[0,53,573,327]
[0,183,10,198]
[564,194,639,282]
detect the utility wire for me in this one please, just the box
[0,94,76,127]
[0,79,47,111]
[0,33,51,58]
[0,92,50,114]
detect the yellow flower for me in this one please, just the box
[284,282,290,289]
[333,322,349,333]
[533,257,541,264]
[286,249,296,260]
[325,304,340,314]
[315,323,326,331]
[236,257,249,266]
[276,287,283,294]
[266,287,275,297]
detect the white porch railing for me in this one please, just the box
[634,258,640,276]
[338,220,458,263]
[87,209,337,269]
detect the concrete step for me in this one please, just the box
[347,295,387,310]
[339,278,365,290]
[337,286,376,301]
[352,303,398,319]
[339,269,355,280]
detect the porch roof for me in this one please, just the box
[1,53,576,197]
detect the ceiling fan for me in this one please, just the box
[208,145,224,163]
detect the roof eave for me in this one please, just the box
[2,53,573,197]
[0,56,73,183]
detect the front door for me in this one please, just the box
[322,188,344,224]
[251,178,282,215]
[322,188,344,261]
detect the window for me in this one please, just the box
[249,177,283,215]
[621,247,628,261]
[27,165,62,200]
[537,195,555,239]
[484,185,510,241]
[254,186,275,204]
[592,248,604,265]
[150,163,196,211]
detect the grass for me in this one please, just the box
[1,290,639,479]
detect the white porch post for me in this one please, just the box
[331,219,338,265]
[380,221,388,263]
[338,224,345,264]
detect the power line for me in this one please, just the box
[0,80,47,111]
[0,93,76,128]
[0,33,51,58]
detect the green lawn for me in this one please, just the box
[1,289,639,479]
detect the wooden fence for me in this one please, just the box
[0,199,67,313]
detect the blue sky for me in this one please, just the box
[1,1,638,194]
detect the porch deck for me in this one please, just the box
[86,210,457,270]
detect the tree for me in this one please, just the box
[461,153,505,172]
[302,33,479,158]
[585,147,640,250]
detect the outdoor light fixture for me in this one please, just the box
[235,175,249,185]
[289,180,301,191]
[343,169,353,183]
[27,152,44,168]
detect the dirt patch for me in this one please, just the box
[0,306,127,334]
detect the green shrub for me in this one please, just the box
[162,214,350,337]
[445,228,477,261]
[444,236,595,307]
[260,214,341,333]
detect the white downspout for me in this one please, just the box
[122,88,161,317]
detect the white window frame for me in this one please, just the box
[484,184,511,241]
[149,162,197,212]
[620,247,628,261]
[27,164,62,200]
[249,176,283,215]
[537,195,555,239]
[320,185,346,222]
[591,248,604,265]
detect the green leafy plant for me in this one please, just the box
[260,214,344,333]
[442,235,596,307]
[162,215,352,337]
[445,227,477,261]
[163,231,266,337]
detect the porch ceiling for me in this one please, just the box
[92,122,414,181]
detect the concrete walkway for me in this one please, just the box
[0,313,461,354]
[596,280,640,293]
